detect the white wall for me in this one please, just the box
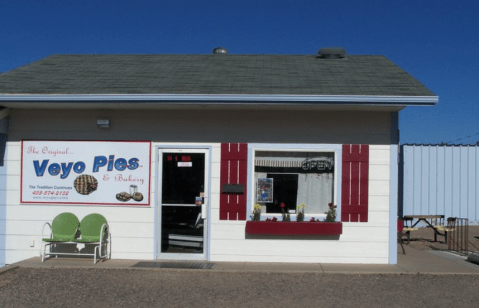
[209,145,391,264]
[2,142,156,265]
[0,158,5,267]
[2,108,393,265]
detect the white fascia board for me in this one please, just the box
[0,94,438,105]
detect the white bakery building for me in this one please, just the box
[0,48,437,267]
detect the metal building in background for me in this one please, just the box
[399,144,479,223]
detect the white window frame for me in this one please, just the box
[247,143,342,222]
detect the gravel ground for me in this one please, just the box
[406,225,479,252]
[1,268,479,307]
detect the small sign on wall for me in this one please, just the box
[21,140,151,206]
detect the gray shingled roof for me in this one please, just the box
[0,54,435,96]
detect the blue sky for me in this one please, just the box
[1,0,478,144]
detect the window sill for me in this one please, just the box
[245,221,343,235]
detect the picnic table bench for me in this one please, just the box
[401,215,454,244]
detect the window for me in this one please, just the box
[254,150,335,217]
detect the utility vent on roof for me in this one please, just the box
[317,47,346,59]
[212,47,228,55]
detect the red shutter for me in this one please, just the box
[220,143,248,220]
[341,144,369,222]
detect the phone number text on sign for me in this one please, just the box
[32,190,70,196]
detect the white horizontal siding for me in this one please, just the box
[3,109,395,265]
[369,195,391,212]
[210,223,246,240]
[340,226,390,241]
[209,192,220,211]
[210,240,389,257]
[5,143,21,161]
[211,177,221,196]
[369,165,390,180]
[4,205,154,222]
[210,255,388,264]
[369,149,391,164]
[5,235,153,253]
[3,220,154,240]
[0,161,20,175]
[0,154,7,267]
[369,181,390,196]
[2,140,156,265]
[209,240,389,264]
[208,144,392,264]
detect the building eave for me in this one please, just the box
[0,93,438,105]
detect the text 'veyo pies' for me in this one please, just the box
[74,175,98,195]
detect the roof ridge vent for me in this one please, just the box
[212,47,228,55]
[317,47,346,59]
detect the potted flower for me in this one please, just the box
[324,203,337,222]
[281,202,291,222]
[251,203,262,222]
[296,203,305,222]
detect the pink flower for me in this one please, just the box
[280,202,285,208]
[272,217,278,222]
[328,203,333,209]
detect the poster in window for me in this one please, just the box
[256,178,273,203]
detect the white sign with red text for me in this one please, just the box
[21,141,151,206]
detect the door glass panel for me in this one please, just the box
[162,153,205,204]
[160,151,206,255]
[161,206,204,254]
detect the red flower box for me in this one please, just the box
[245,221,342,235]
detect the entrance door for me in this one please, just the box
[159,149,208,260]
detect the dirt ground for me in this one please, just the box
[403,225,479,253]
[2,225,478,307]
[1,267,479,307]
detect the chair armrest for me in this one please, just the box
[41,222,53,240]
[100,223,109,242]
[39,222,52,257]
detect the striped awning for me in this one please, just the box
[255,158,303,168]
[255,156,334,171]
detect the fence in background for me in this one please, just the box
[447,218,469,254]
[399,145,479,223]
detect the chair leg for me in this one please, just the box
[41,243,51,262]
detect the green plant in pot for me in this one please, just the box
[296,203,305,222]
[252,203,262,221]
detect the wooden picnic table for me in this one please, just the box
[402,215,448,243]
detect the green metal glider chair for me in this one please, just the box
[74,213,111,263]
[40,212,80,262]
[40,213,111,263]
